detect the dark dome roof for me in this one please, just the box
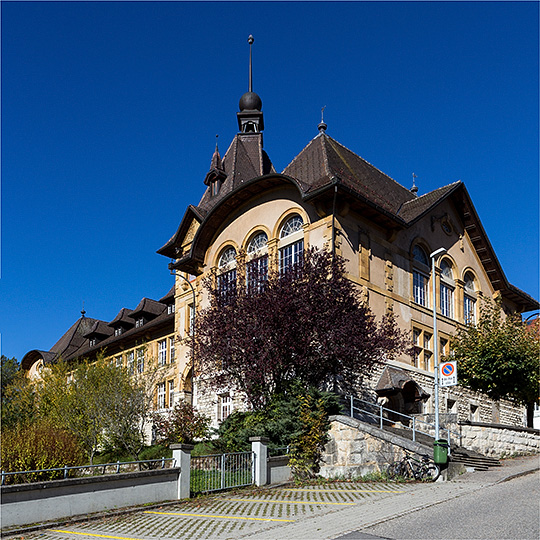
[239,91,262,111]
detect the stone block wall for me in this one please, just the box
[320,415,430,478]
[458,423,540,458]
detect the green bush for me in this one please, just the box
[1,421,85,484]
[214,385,340,454]
[152,401,210,445]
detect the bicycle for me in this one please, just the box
[386,452,440,482]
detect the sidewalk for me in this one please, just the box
[236,455,539,540]
[5,455,538,540]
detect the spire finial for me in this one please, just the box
[81,301,86,318]
[411,173,419,195]
[248,35,254,92]
[318,105,327,133]
[215,134,219,151]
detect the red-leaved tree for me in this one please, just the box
[194,248,410,409]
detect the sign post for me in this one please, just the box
[440,361,457,387]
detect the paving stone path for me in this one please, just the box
[6,481,419,540]
[5,455,538,540]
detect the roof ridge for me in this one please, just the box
[325,135,415,200]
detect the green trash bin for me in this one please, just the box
[433,439,448,465]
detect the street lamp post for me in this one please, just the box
[430,247,447,442]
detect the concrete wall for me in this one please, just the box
[267,455,292,484]
[1,468,180,529]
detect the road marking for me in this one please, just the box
[144,510,294,522]
[51,531,144,540]
[228,498,355,506]
[285,488,405,493]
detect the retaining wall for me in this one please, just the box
[458,422,540,458]
[320,415,431,478]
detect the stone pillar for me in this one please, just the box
[250,436,269,487]
[170,443,194,499]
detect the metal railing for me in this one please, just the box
[190,451,254,494]
[1,457,175,486]
[345,395,460,453]
[268,445,290,457]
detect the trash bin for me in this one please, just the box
[433,439,448,465]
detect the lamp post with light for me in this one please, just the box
[430,247,447,442]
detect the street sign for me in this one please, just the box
[440,360,457,387]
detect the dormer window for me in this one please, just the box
[89,338,97,347]
[114,327,123,336]
[211,180,221,197]
[135,317,144,328]
[167,303,175,315]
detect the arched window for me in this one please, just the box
[412,245,429,307]
[217,247,237,302]
[279,215,304,273]
[246,232,268,293]
[463,271,476,324]
[440,259,454,318]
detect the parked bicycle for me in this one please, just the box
[386,452,440,482]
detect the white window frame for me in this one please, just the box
[168,380,175,408]
[279,215,304,274]
[413,270,428,307]
[136,348,145,374]
[218,393,232,422]
[158,339,167,366]
[169,336,176,362]
[157,382,166,410]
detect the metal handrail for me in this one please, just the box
[346,395,460,453]
[1,457,175,486]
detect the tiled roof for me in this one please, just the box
[48,316,100,361]
[108,307,134,328]
[283,133,416,216]
[130,298,166,318]
[83,320,114,339]
[159,286,175,304]
[375,366,430,399]
[197,132,274,213]
[398,182,462,223]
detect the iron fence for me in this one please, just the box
[190,451,254,494]
[1,458,175,486]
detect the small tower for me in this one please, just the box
[237,35,264,133]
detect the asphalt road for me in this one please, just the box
[339,470,540,540]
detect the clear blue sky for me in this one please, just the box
[1,1,538,362]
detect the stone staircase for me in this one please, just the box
[381,424,500,471]
[342,400,501,471]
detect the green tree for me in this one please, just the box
[449,299,539,427]
[37,355,152,463]
[152,401,210,445]
[1,356,37,431]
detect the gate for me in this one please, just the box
[190,451,254,494]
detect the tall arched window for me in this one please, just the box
[217,247,237,303]
[246,232,268,293]
[412,245,429,307]
[463,272,477,324]
[279,215,304,274]
[440,259,454,318]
